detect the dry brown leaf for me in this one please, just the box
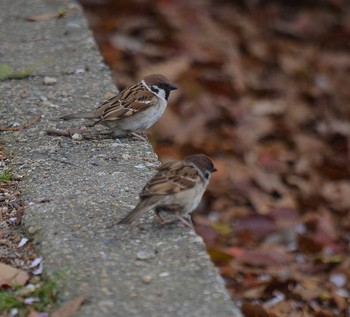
[241,302,270,317]
[297,234,324,254]
[315,207,338,241]
[225,247,291,267]
[28,308,42,317]
[138,56,190,82]
[265,300,293,316]
[322,181,350,211]
[51,296,85,317]
[244,188,273,215]
[235,214,276,239]
[0,262,29,287]
[251,99,287,117]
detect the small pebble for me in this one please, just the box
[101,287,112,296]
[43,76,57,85]
[27,226,40,234]
[61,91,70,97]
[72,133,83,141]
[136,250,153,260]
[41,100,58,108]
[12,173,23,180]
[159,272,170,278]
[111,140,123,147]
[122,154,131,160]
[142,275,153,284]
[144,156,156,162]
[75,68,86,74]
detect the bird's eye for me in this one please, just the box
[204,171,210,179]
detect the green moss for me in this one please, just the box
[0,63,13,80]
[0,291,25,313]
[0,278,59,315]
[31,279,58,311]
[0,170,13,182]
[0,57,53,81]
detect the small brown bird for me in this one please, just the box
[61,74,177,138]
[118,154,217,227]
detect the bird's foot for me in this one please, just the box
[130,132,149,142]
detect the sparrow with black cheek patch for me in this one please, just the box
[61,74,177,139]
[118,154,217,227]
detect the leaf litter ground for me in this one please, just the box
[80,1,350,316]
[0,144,84,316]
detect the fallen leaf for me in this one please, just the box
[28,308,46,317]
[138,56,190,82]
[297,234,324,254]
[322,181,350,211]
[234,214,276,239]
[241,302,270,317]
[207,248,233,264]
[51,296,85,317]
[0,262,29,287]
[314,208,338,243]
[225,247,291,267]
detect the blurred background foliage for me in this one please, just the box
[79,1,350,315]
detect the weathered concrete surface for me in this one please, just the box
[0,0,242,316]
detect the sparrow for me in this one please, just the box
[61,74,177,139]
[118,154,217,227]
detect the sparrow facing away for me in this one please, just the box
[61,74,177,138]
[118,154,217,227]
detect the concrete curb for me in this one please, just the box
[1,0,242,316]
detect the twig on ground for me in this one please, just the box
[0,115,41,131]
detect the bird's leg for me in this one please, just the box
[155,208,193,228]
[130,132,148,142]
[176,215,193,228]
[155,209,177,225]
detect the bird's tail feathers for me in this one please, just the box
[118,200,156,224]
[60,112,97,121]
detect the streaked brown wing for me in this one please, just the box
[140,161,199,197]
[94,84,156,121]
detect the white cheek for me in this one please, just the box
[141,80,166,102]
[156,88,166,101]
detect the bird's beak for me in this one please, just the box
[168,84,177,91]
[212,167,217,173]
